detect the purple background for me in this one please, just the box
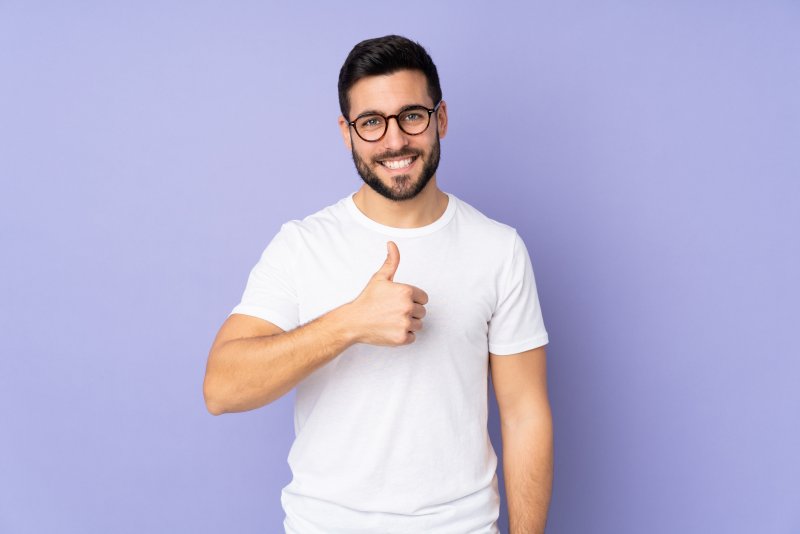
[1,2,798,533]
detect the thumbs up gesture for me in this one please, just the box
[344,241,429,346]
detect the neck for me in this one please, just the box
[353,178,448,228]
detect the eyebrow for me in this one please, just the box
[353,103,430,120]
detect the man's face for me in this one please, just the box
[338,69,448,202]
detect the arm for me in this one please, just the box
[489,345,553,534]
[203,305,356,415]
[203,241,428,415]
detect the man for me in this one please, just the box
[203,35,552,534]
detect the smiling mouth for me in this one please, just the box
[378,156,418,170]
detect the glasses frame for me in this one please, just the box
[347,100,442,142]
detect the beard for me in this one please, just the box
[350,134,441,202]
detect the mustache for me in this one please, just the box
[372,149,421,162]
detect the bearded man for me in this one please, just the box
[203,34,553,534]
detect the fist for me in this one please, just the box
[346,241,429,346]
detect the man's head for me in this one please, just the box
[337,35,447,202]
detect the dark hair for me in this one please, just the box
[338,34,442,120]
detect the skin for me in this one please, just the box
[204,67,552,533]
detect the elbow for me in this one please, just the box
[205,399,225,416]
[203,377,227,416]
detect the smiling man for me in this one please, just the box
[203,35,552,534]
[342,67,442,203]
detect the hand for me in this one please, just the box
[345,241,429,346]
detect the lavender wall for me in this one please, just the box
[1,2,798,533]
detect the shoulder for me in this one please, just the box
[277,195,352,243]
[451,194,520,253]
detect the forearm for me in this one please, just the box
[500,412,553,534]
[204,304,356,415]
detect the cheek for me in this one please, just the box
[354,146,377,165]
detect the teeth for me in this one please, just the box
[381,157,414,169]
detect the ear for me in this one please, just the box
[338,115,353,150]
[436,100,448,139]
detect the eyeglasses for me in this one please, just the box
[347,101,442,142]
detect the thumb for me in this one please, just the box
[373,241,400,282]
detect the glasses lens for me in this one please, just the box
[397,108,431,135]
[355,114,386,141]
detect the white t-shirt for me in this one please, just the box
[229,191,549,533]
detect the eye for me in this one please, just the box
[358,115,384,129]
[402,112,424,122]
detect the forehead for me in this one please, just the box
[348,69,432,116]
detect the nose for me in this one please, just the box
[382,116,410,150]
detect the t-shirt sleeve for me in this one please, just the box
[228,223,300,332]
[487,230,549,355]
